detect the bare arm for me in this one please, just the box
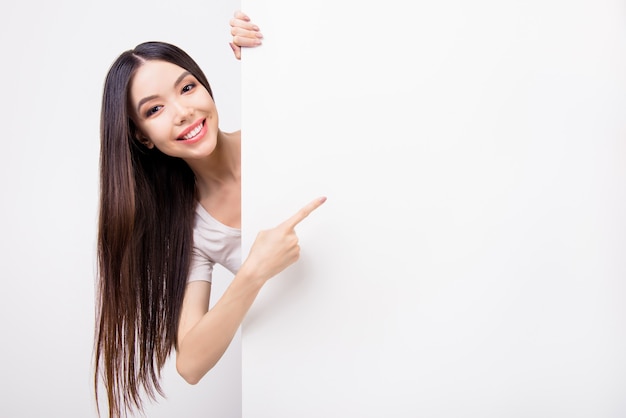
[176,267,263,384]
[176,197,326,384]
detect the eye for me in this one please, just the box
[182,83,196,93]
[145,105,162,117]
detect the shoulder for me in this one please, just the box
[193,205,241,246]
[221,129,241,143]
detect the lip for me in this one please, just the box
[177,118,207,143]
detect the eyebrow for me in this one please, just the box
[135,70,193,114]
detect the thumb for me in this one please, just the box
[230,42,241,60]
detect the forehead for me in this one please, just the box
[129,60,189,103]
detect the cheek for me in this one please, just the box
[200,91,216,109]
[143,118,172,142]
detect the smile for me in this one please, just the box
[178,119,205,141]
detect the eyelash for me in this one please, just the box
[143,82,197,117]
[182,82,196,93]
[146,105,162,117]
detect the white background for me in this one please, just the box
[241,1,626,417]
[0,1,242,417]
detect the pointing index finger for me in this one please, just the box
[283,196,327,229]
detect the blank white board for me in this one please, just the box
[241,1,626,417]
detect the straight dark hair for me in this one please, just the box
[94,41,214,418]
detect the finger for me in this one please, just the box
[282,196,327,229]
[232,35,262,48]
[230,27,263,40]
[230,26,263,41]
[233,10,250,21]
[229,18,260,32]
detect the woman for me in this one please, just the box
[94,11,326,418]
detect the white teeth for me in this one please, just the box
[183,122,203,140]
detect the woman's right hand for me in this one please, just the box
[229,10,264,60]
[241,197,327,282]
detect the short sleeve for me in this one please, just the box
[188,203,241,283]
[187,244,214,283]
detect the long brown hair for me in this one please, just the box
[95,42,214,418]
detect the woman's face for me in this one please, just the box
[129,60,219,161]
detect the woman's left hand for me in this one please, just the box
[230,10,263,60]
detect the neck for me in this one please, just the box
[185,130,241,198]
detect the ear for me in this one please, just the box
[135,132,154,149]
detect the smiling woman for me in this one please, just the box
[94,11,326,418]
[130,61,222,161]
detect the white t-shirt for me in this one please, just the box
[187,203,241,283]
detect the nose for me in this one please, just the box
[173,100,193,125]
